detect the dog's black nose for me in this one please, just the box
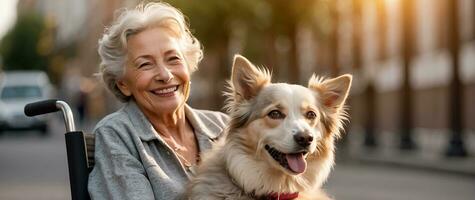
[293,132,313,147]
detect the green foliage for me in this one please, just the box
[164,0,267,47]
[163,0,329,49]
[0,13,49,71]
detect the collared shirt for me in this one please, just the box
[88,100,228,200]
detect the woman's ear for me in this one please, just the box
[308,74,352,110]
[116,79,132,97]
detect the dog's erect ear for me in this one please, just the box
[308,74,352,110]
[231,55,271,101]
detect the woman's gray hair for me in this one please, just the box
[98,2,203,102]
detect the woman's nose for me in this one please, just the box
[154,65,173,83]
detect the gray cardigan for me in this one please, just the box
[88,101,228,200]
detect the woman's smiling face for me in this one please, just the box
[117,26,191,116]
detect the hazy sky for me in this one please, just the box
[0,0,18,39]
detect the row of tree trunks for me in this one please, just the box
[357,0,467,156]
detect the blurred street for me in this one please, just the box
[0,117,70,200]
[326,163,475,200]
[0,119,474,200]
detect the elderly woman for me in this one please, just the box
[88,2,227,200]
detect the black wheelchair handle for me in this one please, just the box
[24,99,60,117]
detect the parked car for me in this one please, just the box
[0,71,55,136]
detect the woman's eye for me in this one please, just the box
[138,62,151,68]
[168,56,181,63]
[267,110,285,119]
[305,111,317,120]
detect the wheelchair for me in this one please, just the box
[25,99,94,200]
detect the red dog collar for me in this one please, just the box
[266,192,299,200]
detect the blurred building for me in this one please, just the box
[330,0,475,134]
[11,0,475,136]
[278,0,475,137]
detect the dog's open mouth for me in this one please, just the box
[264,144,308,174]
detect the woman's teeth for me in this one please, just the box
[155,86,177,94]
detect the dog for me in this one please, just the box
[184,55,352,200]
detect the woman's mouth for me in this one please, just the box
[151,85,179,97]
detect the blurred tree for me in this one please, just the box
[362,0,389,149]
[352,0,362,71]
[329,0,339,77]
[0,13,49,72]
[166,0,260,65]
[265,0,323,84]
[399,0,416,150]
[363,83,377,148]
[359,0,377,148]
[376,0,387,61]
[165,0,261,109]
[266,0,300,83]
[445,0,467,157]
[164,0,329,107]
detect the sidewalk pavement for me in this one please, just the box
[340,128,475,177]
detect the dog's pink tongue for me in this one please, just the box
[286,153,307,174]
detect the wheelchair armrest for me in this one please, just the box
[84,133,95,170]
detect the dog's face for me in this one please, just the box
[250,83,322,175]
[226,55,351,176]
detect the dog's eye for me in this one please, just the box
[305,111,317,120]
[267,110,285,119]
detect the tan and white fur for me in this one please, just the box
[184,55,352,200]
